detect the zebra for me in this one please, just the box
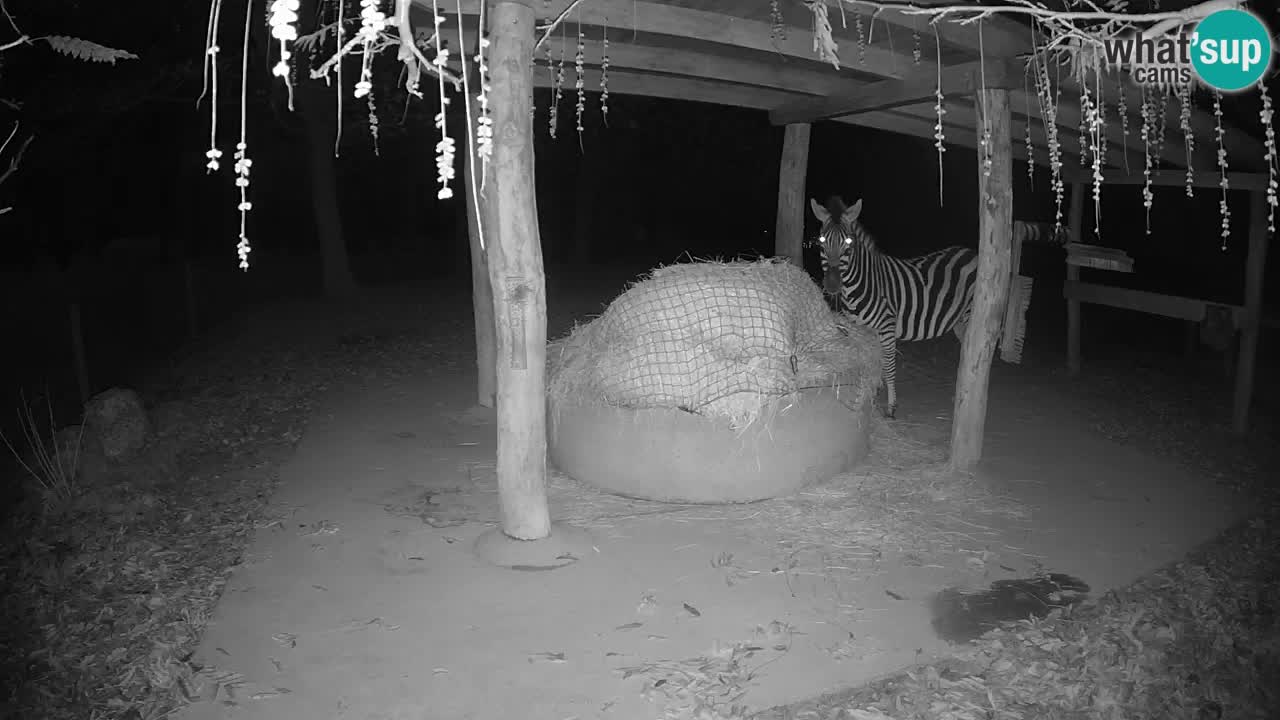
[810,197,1069,419]
[1012,220,1070,247]
[810,196,979,419]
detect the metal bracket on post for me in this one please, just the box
[505,276,529,370]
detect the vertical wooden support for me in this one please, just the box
[950,89,1013,472]
[463,57,497,409]
[1232,191,1269,433]
[774,123,811,265]
[486,0,551,540]
[1065,182,1085,375]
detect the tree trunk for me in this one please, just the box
[1065,182,1085,375]
[774,123,811,266]
[486,0,551,540]
[949,89,1013,473]
[1232,191,1269,433]
[297,81,358,298]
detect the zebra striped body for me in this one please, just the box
[1012,220,1070,248]
[810,196,978,419]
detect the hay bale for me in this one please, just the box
[544,258,882,503]
[548,258,880,430]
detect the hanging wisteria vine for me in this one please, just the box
[1261,85,1278,233]
[574,20,586,150]
[1177,83,1194,197]
[1214,91,1230,249]
[600,16,610,126]
[198,0,1279,270]
[932,31,946,207]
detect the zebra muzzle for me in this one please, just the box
[823,270,841,298]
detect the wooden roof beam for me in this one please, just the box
[532,33,860,98]
[769,57,1023,125]
[821,0,1030,59]
[893,1,1263,169]
[540,67,1041,165]
[1094,168,1268,192]
[428,0,917,82]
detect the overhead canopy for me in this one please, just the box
[424,0,1269,187]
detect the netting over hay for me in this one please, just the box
[547,258,881,430]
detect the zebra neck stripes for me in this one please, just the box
[809,196,979,419]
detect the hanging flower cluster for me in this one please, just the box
[1177,83,1194,197]
[600,17,610,125]
[1214,91,1230,249]
[268,0,300,109]
[202,0,224,172]
[232,0,253,270]
[977,23,992,179]
[932,32,945,206]
[1139,86,1155,233]
[474,31,494,186]
[769,0,786,44]
[1090,81,1100,233]
[575,22,586,147]
[1117,82,1129,164]
[1024,84,1035,188]
[549,24,566,138]
[1154,90,1169,169]
[367,92,380,155]
[912,29,921,64]
[1261,84,1278,233]
[234,141,252,269]
[854,12,866,67]
[1078,84,1091,168]
[199,0,256,269]
[355,0,388,99]
[430,0,453,199]
[1032,39,1063,227]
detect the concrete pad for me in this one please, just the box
[173,369,1250,720]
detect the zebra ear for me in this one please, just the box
[809,198,830,223]
[843,198,864,224]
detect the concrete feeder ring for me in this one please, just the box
[547,383,875,504]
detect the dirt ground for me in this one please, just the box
[151,265,1271,720]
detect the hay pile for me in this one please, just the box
[547,259,881,430]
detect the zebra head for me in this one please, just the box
[809,196,867,301]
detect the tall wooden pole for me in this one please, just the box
[774,123,811,265]
[463,50,497,409]
[1232,190,1269,433]
[486,0,551,541]
[1065,182,1085,375]
[949,89,1013,472]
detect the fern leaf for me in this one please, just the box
[43,36,138,65]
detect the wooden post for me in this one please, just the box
[774,122,811,265]
[463,58,497,409]
[486,0,551,541]
[1232,190,1269,433]
[1065,182,1085,375]
[950,89,1013,472]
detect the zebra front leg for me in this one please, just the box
[879,330,899,419]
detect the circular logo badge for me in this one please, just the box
[1191,9,1273,92]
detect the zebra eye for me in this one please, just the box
[844,238,852,246]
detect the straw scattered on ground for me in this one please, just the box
[2,288,1276,720]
